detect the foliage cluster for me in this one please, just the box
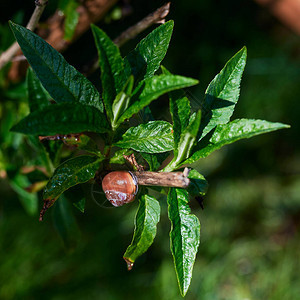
[3,19,289,296]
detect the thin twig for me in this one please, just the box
[0,0,48,69]
[114,2,170,47]
[86,2,171,75]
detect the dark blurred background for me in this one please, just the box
[0,0,299,299]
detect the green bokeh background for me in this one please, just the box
[0,0,299,299]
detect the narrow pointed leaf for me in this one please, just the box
[199,47,247,140]
[161,65,191,147]
[91,24,126,121]
[124,195,160,270]
[163,110,201,172]
[111,75,134,130]
[116,74,198,126]
[115,121,174,153]
[44,155,104,201]
[52,195,81,250]
[11,103,109,136]
[170,95,190,147]
[184,119,290,164]
[124,20,174,81]
[168,188,200,296]
[9,22,102,111]
[26,68,49,112]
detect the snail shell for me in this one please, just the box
[102,171,138,207]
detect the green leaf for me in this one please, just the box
[91,24,127,122]
[44,155,103,201]
[26,68,49,112]
[111,75,134,130]
[52,194,81,250]
[187,169,208,196]
[115,121,174,153]
[163,110,201,172]
[9,22,102,111]
[10,174,38,216]
[124,20,174,82]
[184,119,290,164]
[140,152,160,171]
[116,74,198,126]
[161,65,191,147]
[198,47,247,140]
[123,194,160,270]
[109,148,132,165]
[167,188,200,296]
[170,95,190,146]
[11,103,109,136]
[60,0,79,41]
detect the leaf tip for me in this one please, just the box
[8,20,19,34]
[166,19,174,27]
[10,123,21,133]
[39,198,55,221]
[123,257,134,271]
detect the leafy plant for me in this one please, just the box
[8,19,289,297]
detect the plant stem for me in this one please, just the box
[132,169,190,188]
[113,2,171,47]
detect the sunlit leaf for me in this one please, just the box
[111,75,134,130]
[9,22,103,111]
[91,24,127,121]
[168,188,200,296]
[116,74,198,126]
[163,110,201,172]
[123,194,160,270]
[184,119,290,164]
[115,121,174,153]
[198,47,247,140]
[124,20,174,82]
[161,65,191,147]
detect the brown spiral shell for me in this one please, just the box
[101,171,138,207]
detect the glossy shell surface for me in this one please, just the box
[102,171,137,207]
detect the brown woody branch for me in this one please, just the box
[114,2,170,47]
[0,0,48,69]
[132,168,191,189]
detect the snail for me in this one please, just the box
[101,169,191,207]
[102,171,138,207]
